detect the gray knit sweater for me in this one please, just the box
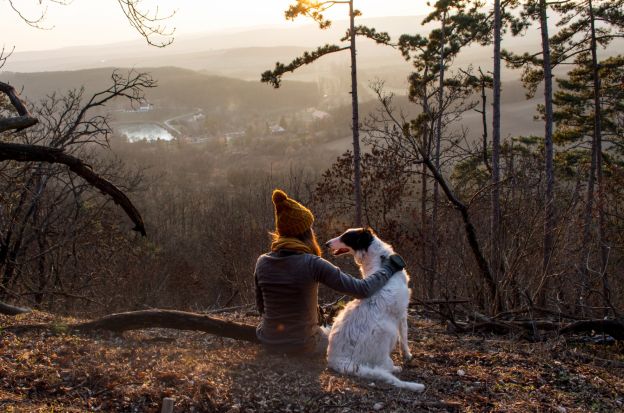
[254,250,394,352]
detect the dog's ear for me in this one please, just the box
[357,228,374,250]
[340,228,374,251]
[364,227,377,237]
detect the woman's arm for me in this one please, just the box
[309,255,404,299]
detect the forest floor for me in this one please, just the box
[1,310,623,413]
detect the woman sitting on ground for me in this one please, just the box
[254,189,405,355]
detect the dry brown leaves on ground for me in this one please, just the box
[1,310,623,412]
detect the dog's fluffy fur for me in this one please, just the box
[325,228,425,392]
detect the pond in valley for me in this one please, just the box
[116,124,174,142]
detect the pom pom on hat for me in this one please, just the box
[272,189,288,210]
[271,189,314,236]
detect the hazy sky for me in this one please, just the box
[2,0,431,52]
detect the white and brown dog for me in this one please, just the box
[325,228,424,392]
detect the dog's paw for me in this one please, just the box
[392,365,402,373]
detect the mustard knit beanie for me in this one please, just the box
[272,189,314,237]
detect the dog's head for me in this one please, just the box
[325,228,393,269]
[325,227,375,256]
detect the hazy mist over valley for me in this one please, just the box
[1,15,571,152]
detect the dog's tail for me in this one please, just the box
[330,358,425,392]
[356,365,425,392]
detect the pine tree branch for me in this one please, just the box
[260,44,349,88]
[342,25,392,45]
[285,0,349,29]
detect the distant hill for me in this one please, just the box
[0,15,517,84]
[0,65,550,140]
[0,67,321,117]
[3,16,426,71]
[3,13,622,141]
[3,14,621,86]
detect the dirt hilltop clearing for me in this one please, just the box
[1,311,623,412]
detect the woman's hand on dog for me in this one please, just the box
[381,254,406,274]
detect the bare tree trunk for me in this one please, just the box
[35,224,48,306]
[349,0,362,227]
[0,177,33,296]
[491,0,502,288]
[421,162,431,297]
[421,157,501,313]
[580,134,597,309]
[588,0,609,314]
[432,11,447,283]
[539,0,555,306]
[421,69,433,298]
[580,1,602,309]
[478,68,491,173]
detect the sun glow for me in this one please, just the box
[2,0,431,52]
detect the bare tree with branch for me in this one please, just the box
[0,0,174,314]
[0,71,157,313]
[5,0,175,46]
[364,82,503,314]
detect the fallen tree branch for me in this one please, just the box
[3,309,259,343]
[0,300,31,315]
[450,320,517,336]
[449,311,552,337]
[449,314,624,342]
[410,298,468,331]
[0,142,146,235]
[559,319,624,340]
[533,306,583,321]
[510,320,562,331]
[205,304,253,315]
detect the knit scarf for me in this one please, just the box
[271,236,314,254]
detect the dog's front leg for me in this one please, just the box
[399,314,413,362]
